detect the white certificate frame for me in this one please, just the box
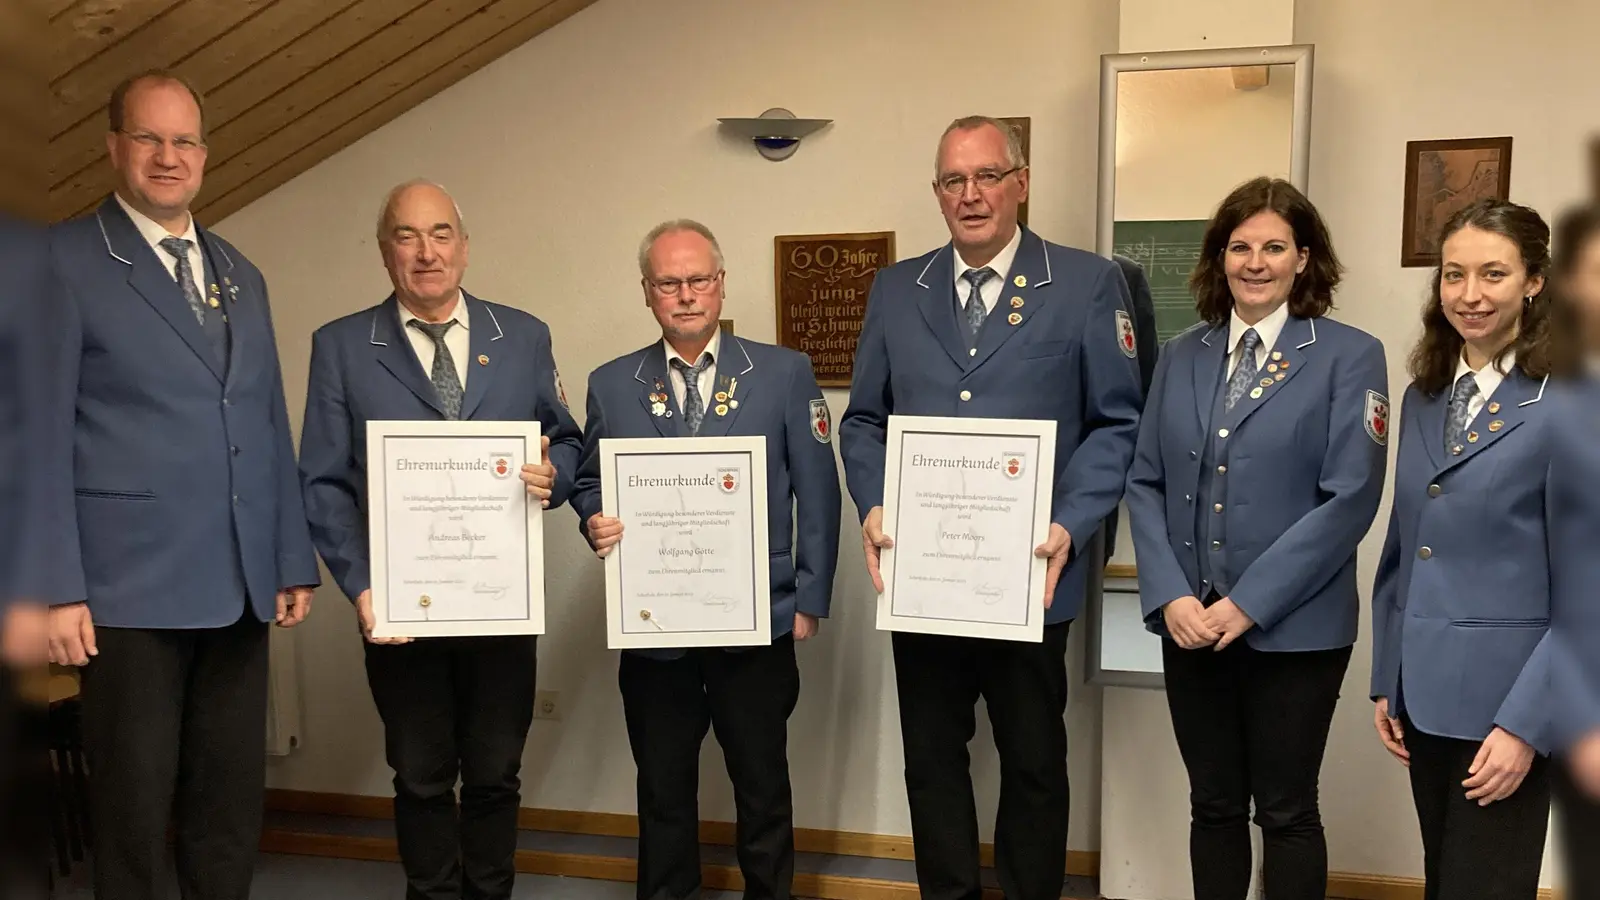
[366,419,544,638]
[877,414,1057,642]
[600,436,771,650]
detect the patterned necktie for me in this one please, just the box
[961,267,995,346]
[1224,328,1263,411]
[1445,372,1479,452]
[158,236,206,326]
[408,320,463,419]
[670,355,714,436]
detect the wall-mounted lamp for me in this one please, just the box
[717,107,831,161]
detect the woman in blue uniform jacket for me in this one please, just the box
[1125,177,1388,900]
[1545,202,1600,898]
[1369,199,1556,900]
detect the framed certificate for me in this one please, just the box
[877,415,1057,642]
[600,436,771,650]
[366,420,544,638]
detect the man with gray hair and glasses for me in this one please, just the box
[840,116,1143,900]
[572,219,841,900]
[298,179,583,900]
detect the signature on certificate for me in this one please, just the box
[472,582,508,601]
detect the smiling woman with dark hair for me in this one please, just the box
[1124,176,1389,900]
[1370,197,1557,900]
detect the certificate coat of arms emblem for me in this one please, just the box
[718,468,740,493]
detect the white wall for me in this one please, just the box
[221,0,1118,846]
[217,0,1598,891]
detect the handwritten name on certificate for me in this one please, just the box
[366,420,544,638]
[877,415,1056,642]
[600,436,771,650]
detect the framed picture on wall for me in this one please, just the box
[999,116,1031,226]
[1400,136,1513,268]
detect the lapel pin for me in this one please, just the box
[1007,312,1022,325]
[715,403,729,416]
[1451,445,1463,455]
[1267,363,1278,373]
[728,377,739,397]
[715,391,729,403]
[1014,274,1027,288]
[1488,420,1504,432]
[477,354,489,366]
[1275,372,1285,381]
[1271,351,1282,361]
[1250,387,1263,399]
[729,400,738,409]
[1467,431,1479,443]
[651,401,667,417]
[1260,377,1274,387]
[1010,297,1024,308]
[208,297,220,308]
[1487,401,1500,414]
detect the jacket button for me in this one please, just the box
[1218,428,1230,438]
[1418,546,1432,560]
[1190,450,1198,459]
[1184,541,1192,548]
[1211,540,1223,550]
[1427,484,1441,498]
[1214,503,1224,513]
[231,446,240,456]
[1185,494,1193,503]
[959,390,971,401]
[1216,465,1227,475]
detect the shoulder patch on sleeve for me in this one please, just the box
[555,368,569,410]
[1115,308,1137,359]
[1365,390,1389,445]
[809,398,831,444]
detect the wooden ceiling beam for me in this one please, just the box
[196,0,595,224]
[49,0,188,82]
[46,0,368,185]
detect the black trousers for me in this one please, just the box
[0,664,49,900]
[619,636,800,900]
[1554,758,1600,899]
[79,614,270,900]
[891,622,1071,900]
[364,635,538,900]
[1161,638,1351,900]
[1402,711,1551,900]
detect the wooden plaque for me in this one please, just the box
[774,232,895,388]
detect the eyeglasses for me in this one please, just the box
[648,271,723,296]
[935,166,1023,195]
[120,130,206,154]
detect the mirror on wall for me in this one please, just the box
[1085,44,1314,688]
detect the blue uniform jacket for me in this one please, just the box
[298,292,583,602]
[838,227,1143,624]
[41,197,320,628]
[572,336,842,658]
[1371,369,1554,749]
[1125,315,1389,651]
[1548,377,1600,750]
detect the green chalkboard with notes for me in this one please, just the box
[1113,219,1207,344]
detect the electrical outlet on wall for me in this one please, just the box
[533,690,560,721]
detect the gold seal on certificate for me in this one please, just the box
[876,414,1057,642]
[365,420,545,638]
[599,436,771,650]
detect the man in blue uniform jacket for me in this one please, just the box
[40,71,319,900]
[839,116,1143,900]
[299,180,582,900]
[572,219,840,900]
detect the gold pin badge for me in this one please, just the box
[729,400,739,409]
[208,297,220,308]
[715,403,729,416]
[1260,377,1274,387]
[1488,420,1504,432]
[715,391,728,402]
[1014,274,1027,288]
[1010,296,1024,309]
[1275,372,1286,381]
[419,594,432,608]
[1467,431,1480,443]
[1487,401,1500,414]
[1452,445,1463,455]
[1271,351,1283,361]
[477,354,489,366]
[1007,312,1022,325]
[1250,387,1263,399]
[1267,363,1278,373]
[639,609,652,620]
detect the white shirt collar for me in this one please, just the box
[1226,300,1291,356]
[664,326,721,369]
[115,191,198,250]
[1453,348,1514,396]
[954,225,1023,284]
[397,290,469,331]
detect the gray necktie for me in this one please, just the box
[670,355,714,435]
[961,267,995,346]
[158,236,206,326]
[409,320,463,419]
[1445,372,1479,452]
[1224,328,1263,411]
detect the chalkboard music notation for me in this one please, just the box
[1112,219,1207,344]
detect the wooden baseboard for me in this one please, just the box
[1324,871,1557,900]
[263,789,1097,877]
